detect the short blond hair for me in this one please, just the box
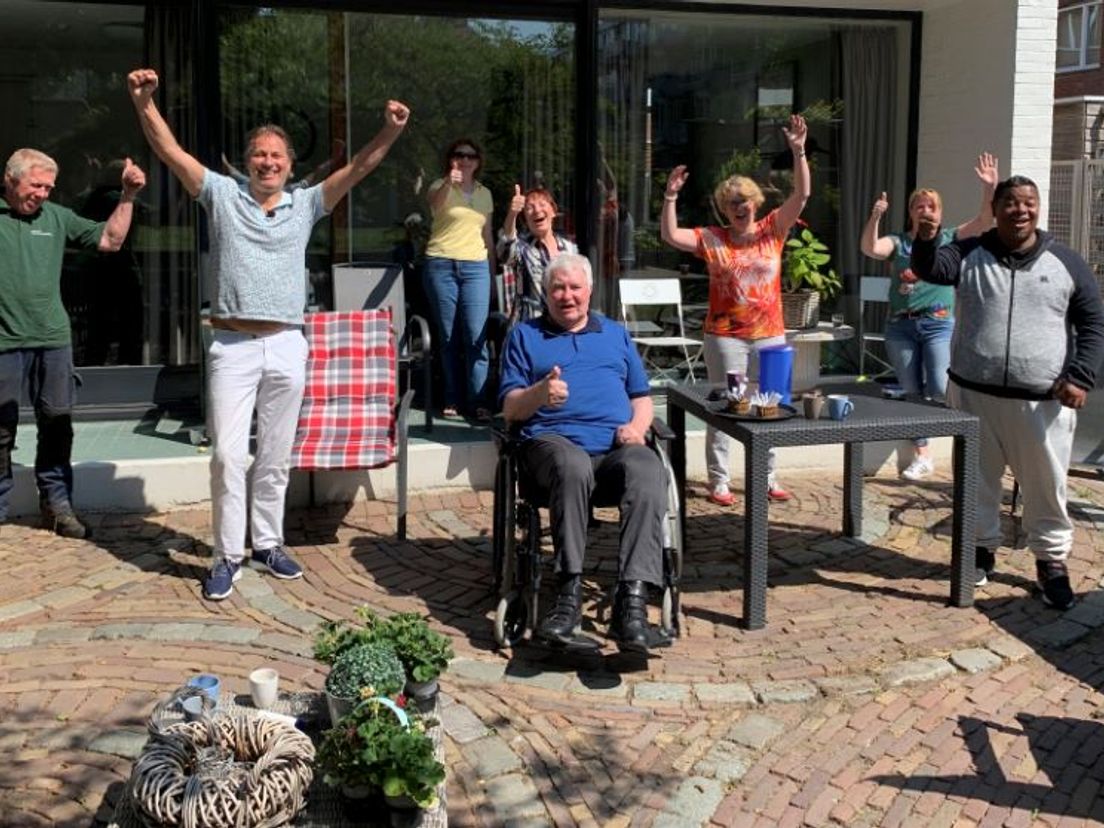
[713,175,765,216]
[907,188,942,214]
[5,148,58,181]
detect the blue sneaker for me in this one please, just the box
[251,546,303,580]
[203,558,242,601]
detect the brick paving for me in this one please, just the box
[2,471,1104,826]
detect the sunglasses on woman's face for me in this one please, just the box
[451,150,479,160]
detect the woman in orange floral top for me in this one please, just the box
[661,114,810,506]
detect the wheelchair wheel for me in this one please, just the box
[494,590,529,648]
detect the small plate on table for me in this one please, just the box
[707,401,798,422]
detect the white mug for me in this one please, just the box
[249,667,280,710]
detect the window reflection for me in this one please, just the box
[597,11,909,317]
[0,2,197,368]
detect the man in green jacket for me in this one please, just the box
[0,148,146,538]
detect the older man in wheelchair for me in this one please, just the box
[497,252,673,654]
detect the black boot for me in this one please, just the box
[537,574,583,645]
[41,500,90,540]
[611,580,652,653]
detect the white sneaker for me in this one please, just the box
[901,456,934,481]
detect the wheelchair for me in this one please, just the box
[490,420,684,650]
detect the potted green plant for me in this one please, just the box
[379,612,455,706]
[781,224,842,329]
[325,641,406,724]
[315,608,454,708]
[316,695,445,812]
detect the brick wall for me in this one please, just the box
[916,0,1056,225]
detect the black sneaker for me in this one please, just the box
[1036,560,1075,610]
[975,547,995,587]
[41,502,90,540]
[251,546,303,580]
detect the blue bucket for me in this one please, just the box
[758,345,794,405]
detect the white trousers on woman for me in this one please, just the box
[703,333,787,488]
[946,380,1075,560]
[207,328,308,563]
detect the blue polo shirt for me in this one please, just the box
[498,313,650,455]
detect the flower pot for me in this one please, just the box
[386,792,436,828]
[404,678,439,712]
[781,290,820,330]
[342,783,374,800]
[326,690,356,725]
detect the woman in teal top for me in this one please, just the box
[860,153,997,481]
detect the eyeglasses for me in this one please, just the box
[451,151,479,160]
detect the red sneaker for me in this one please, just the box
[707,485,735,507]
[767,476,792,502]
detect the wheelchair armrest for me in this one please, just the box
[649,417,675,442]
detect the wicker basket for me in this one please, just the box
[781,290,820,330]
[125,686,315,828]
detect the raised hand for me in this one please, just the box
[782,113,808,153]
[120,157,146,196]
[665,165,689,196]
[384,100,410,129]
[127,69,158,103]
[544,365,568,408]
[975,152,999,188]
[871,191,889,217]
[509,184,524,215]
[449,160,463,186]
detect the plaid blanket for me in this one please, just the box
[291,310,397,470]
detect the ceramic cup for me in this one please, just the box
[802,392,824,420]
[827,394,854,421]
[249,667,279,710]
[181,694,214,722]
[186,673,220,703]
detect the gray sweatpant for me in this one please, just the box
[519,434,665,586]
[946,380,1076,560]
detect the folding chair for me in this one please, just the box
[858,276,895,380]
[332,262,433,433]
[291,309,413,539]
[619,278,703,385]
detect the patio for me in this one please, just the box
[2,468,1104,826]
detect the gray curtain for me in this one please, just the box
[839,27,898,291]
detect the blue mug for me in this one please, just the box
[187,674,220,703]
[827,394,854,421]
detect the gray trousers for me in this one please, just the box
[947,381,1075,559]
[519,434,665,586]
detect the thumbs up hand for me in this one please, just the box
[449,160,463,186]
[509,184,525,215]
[120,157,147,197]
[544,365,568,408]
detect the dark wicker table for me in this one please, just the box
[666,383,980,630]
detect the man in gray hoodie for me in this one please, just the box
[910,175,1104,610]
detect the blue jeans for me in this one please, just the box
[423,256,490,412]
[0,346,78,519]
[885,316,953,448]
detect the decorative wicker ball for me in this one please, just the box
[127,689,315,828]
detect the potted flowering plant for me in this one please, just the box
[324,641,406,725]
[316,695,445,811]
[781,224,842,329]
[315,608,454,706]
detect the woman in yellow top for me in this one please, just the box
[424,138,495,420]
[661,114,810,506]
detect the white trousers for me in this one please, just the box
[703,333,786,487]
[946,380,1076,560]
[207,328,307,563]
